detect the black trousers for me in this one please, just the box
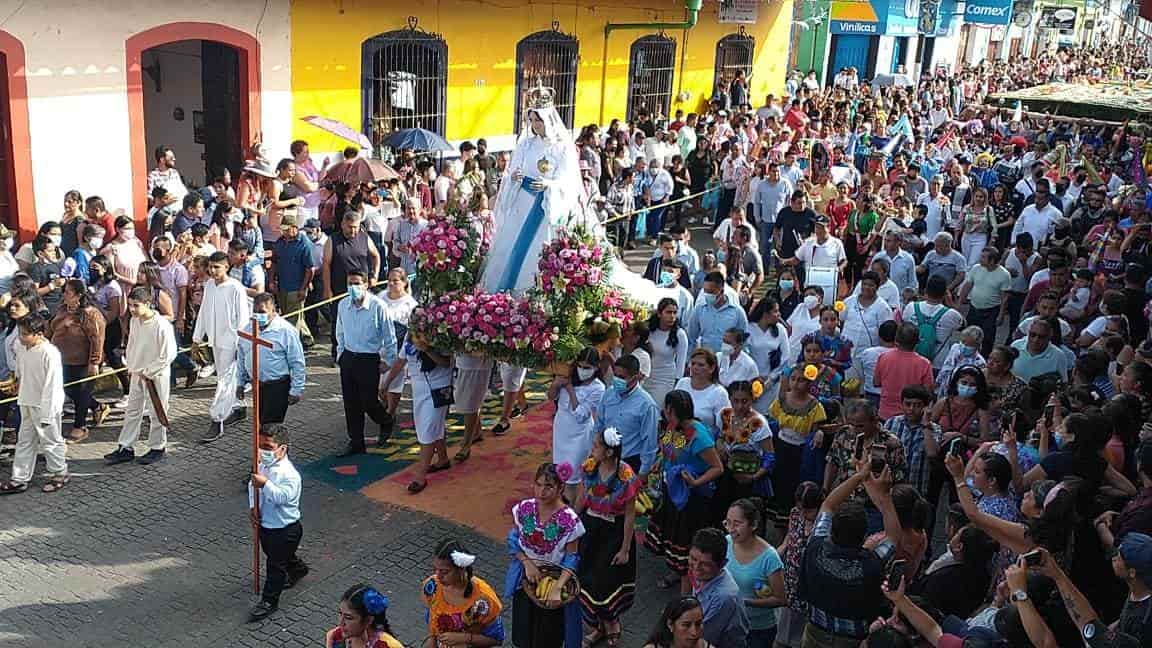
[259,377,291,425]
[259,521,305,605]
[338,352,389,448]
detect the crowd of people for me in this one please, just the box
[2,42,1152,648]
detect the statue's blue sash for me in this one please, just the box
[495,176,547,292]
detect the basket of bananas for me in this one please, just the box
[521,560,580,610]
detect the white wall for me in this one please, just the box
[2,0,292,224]
[142,40,205,186]
[964,27,991,67]
[876,36,896,76]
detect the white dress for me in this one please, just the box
[403,339,454,445]
[454,353,494,415]
[673,377,731,435]
[381,292,419,394]
[718,350,760,387]
[551,380,605,482]
[647,328,689,407]
[744,321,791,412]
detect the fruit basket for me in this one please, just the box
[521,560,580,610]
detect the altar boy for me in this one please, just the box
[0,315,67,494]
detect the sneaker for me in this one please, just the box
[247,600,278,623]
[223,407,247,426]
[104,447,135,465]
[510,406,526,420]
[136,449,166,465]
[197,364,216,379]
[200,423,225,444]
[285,564,310,589]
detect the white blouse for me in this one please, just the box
[718,350,760,386]
[673,377,731,433]
[840,295,895,352]
[648,328,689,383]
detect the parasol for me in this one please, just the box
[301,115,373,150]
[321,157,399,185]
[872,73,914,88]
[380,127,454,152]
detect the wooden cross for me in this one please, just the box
[238,316,274,594]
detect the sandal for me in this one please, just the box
[582,630,604,648]
[605,633,621,648]
[407,480,427,494]
[655,573,680,590]
[428,461,451,473]
[0,481,28,495]
[41,475,70,493]
[454,447,472,463]
[491,421,511,436]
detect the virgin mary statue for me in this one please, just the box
[481,85,592,294]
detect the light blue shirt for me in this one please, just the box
[1010,339,1071,381]
[595,383,659,475]
[753,178,792,224]
[336,293,398,363]
[237,316,307,396]
[689,299,749,353]
[248,456,301,529]
[694,567,751,648]
[872,249,918,297]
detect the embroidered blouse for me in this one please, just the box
[580,459,641,519]
[326,627,404,648]
[420,575,506,641]
[511,498,586,563]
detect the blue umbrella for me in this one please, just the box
[380,127,453,152]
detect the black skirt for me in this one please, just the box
[512,588,565,648]
[578,513,636,624]
[644,482,712,574]
[772,441,804,517]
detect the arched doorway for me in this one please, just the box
[126,23,260,223]
[361,18,449,146]
[627,34,676,122]
[0,31,35,237]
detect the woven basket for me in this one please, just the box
[520,560,580,610]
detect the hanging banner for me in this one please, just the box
[919,0,941,34]
[718,0,760,24]
[964,0,1015,25]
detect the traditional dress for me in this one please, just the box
[506,498,586,648]
[644,421,717,574]
[326,627,403,648]
[421,575,505,646]
[767,397,827,514]
[716,408,775,501]
[577,459,640,626]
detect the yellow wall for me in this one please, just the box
[290,0,793,148]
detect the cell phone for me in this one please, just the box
[1022,549,1044,567]
[887,559,908,589]
[854,433,866,460]
[1043,404,1055,427]
[870,443,887,475]
[948,437,966,457]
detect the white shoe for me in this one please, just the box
[113,396,129,409]
[197,365,216,379]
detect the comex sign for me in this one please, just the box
[964,0,1015,25]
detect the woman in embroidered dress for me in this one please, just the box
[574,427,639,648]
[645,390,724,593]
[326,584,403,648]
[713,381,776,524]
[782,335,842,405]
[507,462,586,648]
[768,366,828,515]
[421,539,505,648]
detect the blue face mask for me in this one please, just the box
[779,279,794,291]
[659,271,675,286]
[254,313,270,327]
[703,292,718,306]
[957,384,977,398]
[960,345,977,357]
[348,284,366,300]
[613,377,630,394]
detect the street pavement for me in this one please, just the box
[0,238,694,648]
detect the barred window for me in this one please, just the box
[714,31,755,92]
[627,34,676,122]
[362,18,448,145]
[515,25,579,132]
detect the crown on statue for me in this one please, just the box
[526,77,556,109]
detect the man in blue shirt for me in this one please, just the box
[270,214,316,347]
[236,293,307,426]
[690,528,750,648]
[335,269,397,455]
[595,355,659,479]
[689,272,749,352]
[247,424,307,622]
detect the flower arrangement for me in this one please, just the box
[410,290,560,366]
[536,228,608,301]
[411,202,488,297]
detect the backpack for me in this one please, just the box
[913,302,948,361]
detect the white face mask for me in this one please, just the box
[576,367,596,382]
[120,229,136,240]
[258,449,278,465]
[803,294,819,310]
[89,238,104,250]
[720,343,735,356]
[49,235,62,247]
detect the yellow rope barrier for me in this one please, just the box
[599,185,720,226]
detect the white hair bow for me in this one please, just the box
[450,550,476,568]
[603,427,623,448]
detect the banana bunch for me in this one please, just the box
[634,490,654,515]
[534,575,557,600]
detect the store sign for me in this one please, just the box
[1039,5,1078,32]
[830,0,883,33]
[964,0,1015,25]
[718,0,760,24]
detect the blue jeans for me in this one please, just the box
[646,200,668,239]
[758,220,775,262]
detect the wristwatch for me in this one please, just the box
[1011,590,1029,602]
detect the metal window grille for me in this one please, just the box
[627,34,676,122]
[714,32,755,92]
[361,18,448,145]
[515,24,579,132]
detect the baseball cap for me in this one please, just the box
[717,110,728,117]
[955,153,972,165]
[1082,620,1141,648]
[279,213,299,228]
[302,218,321,230]
[1118,532,1152,585]
[814,215,829,226]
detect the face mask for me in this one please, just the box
[957,384,977,398]
[576,367,596,382]
[49,235,62,247]
[89,269,103,284]
[254,313,270,326]
[258,449,278,465]
[88,238,103,250]
[612,377,630,393]
[703,292,718,306]
[803,294,819,310]
[658,271,675,286]
[779,279,794,291]
[348,284,365,300]
[720,343,735,356]
[231,212,245,223]
[307,232,320,242]
[960,345,977,357]
[121,229,136,240]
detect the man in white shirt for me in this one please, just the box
[872,232,919,298]
[916,175,950,239]
[1,315,67,494]
[677,113,698,159]
[928,99,951,130]
[1003,233,1040,339]
[644,159,674,243]
[1012,179,1061,246]
[902,276,966,368]
[756,94,783,121]
[713,206,759,255]
[1014,163,1045,201]
[194,252,253,443]
[432,164,454,209]
[146,145,188,207]
[796,216,847,273]
[718,147,749,226]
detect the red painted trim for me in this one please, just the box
[0,32,37,240]
[125,23,261,227]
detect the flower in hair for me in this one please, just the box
[602,427,623,448]
[803,364,819,381]
[555,461,574,482]
[834,300,846,313]
[750,379,764,400]
[450,550,476,568]
[362,588,389,615]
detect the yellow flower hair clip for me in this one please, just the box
[834,300,846,313]
[803,364,819,381]
[750,379,764,400]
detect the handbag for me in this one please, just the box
[429,383,455,408]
